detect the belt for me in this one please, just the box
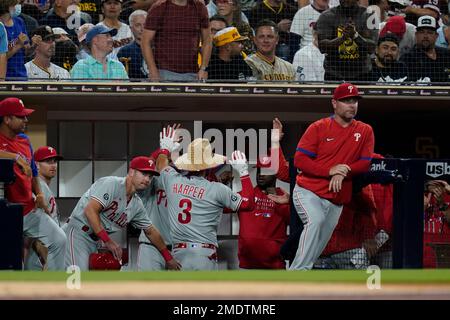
[139,242,172,251]
[173,242,217,250]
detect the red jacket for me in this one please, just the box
[322,186,377,256]
[238,187,290,269]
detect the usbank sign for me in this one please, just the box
[426,162,450,178]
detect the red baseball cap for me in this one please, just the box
[34,146,63,162]
[256,155,272,168]
[333,83,362,101]
[380,16,406,39]
[0,97,34,117]
[130,156,159,175]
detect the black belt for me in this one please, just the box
[139,241,172,251]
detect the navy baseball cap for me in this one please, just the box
[85,25,118,44]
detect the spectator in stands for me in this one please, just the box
[403,0,442,26]
[315,0,378,81]
[245,19,296,80]
[78,0,103,24]
[39,0,90,42]
[25,25,71,79]
[292,23,325,81]
[367,0,389,23]
[249,0,298,61]
[97,0,133,60]
[117,9,148,79]
[21,0,50,21]
[435,24,450,49]
[0,0,38,80]
[216,0,254,56]
[0,20,6,79]
[369,34,408,82]
[291,0,329,50]
[206,0,249,23]
[76,22,94,60]
[208,26,253,80]
[52,27,79,71]
[423,179,450,268]
[379,15,416,56]
[120,0,155,22]
[70,25,128,79]
[141,0,212,81]
[401,15,450,82]
[18,0,38,36]
[209,14,227,35]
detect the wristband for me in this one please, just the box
[96,229,111,242]
[161,248,173,262]
[151,148,170,160]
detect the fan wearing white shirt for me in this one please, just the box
[290,0,329,50]
[25,25,70,80]
[97,0,134,60]
[292,25,325,81]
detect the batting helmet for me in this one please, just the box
[89,250,128,270]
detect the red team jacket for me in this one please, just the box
[295,116,375,205]
[423,194,450,268]
[322,185,378,256]
[238,187,290,269]
[0,133,37,215]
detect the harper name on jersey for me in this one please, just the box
[172,183,206,199]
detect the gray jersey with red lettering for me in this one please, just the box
[38,177,59,225]
[138,177,172,245]
[159,166,242,246]
[68,176,152,234]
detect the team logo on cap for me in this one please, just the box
[148,159,154,167]
[19,99,24,107]
[48,147,54,153]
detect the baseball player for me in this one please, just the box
[154,126,255,271]
[136,150,173,271]
[290,83,375,270]
[245,19,297,81]
[0,97,66,270]
[24,146,66,270]
[64,156,180,271]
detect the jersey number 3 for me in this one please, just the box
[178,199,192,224]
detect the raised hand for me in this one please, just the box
[229,150,249,177]
[159,124,181,152]
[271,117,284,143]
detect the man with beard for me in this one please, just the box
[315,0,378,81]
[208,26,253,80]
[401,15,450,83]
[290,83,375,270]
[369,34,408,82]
[25,26,70,79]
[236,119,290,269]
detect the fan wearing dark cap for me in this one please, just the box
[70,25,128,80]
[24,25,71,79]
[64,156,181,271]
[290,83,374,270]
[400,15,450,82]
[369,34,408,82]
[23,145,67,271]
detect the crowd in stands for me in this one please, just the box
[0,0,449,82]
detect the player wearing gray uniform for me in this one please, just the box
[24,146,66,270]
[137,176,173,271]
[156,127,255,271]
[64,156,181,271]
